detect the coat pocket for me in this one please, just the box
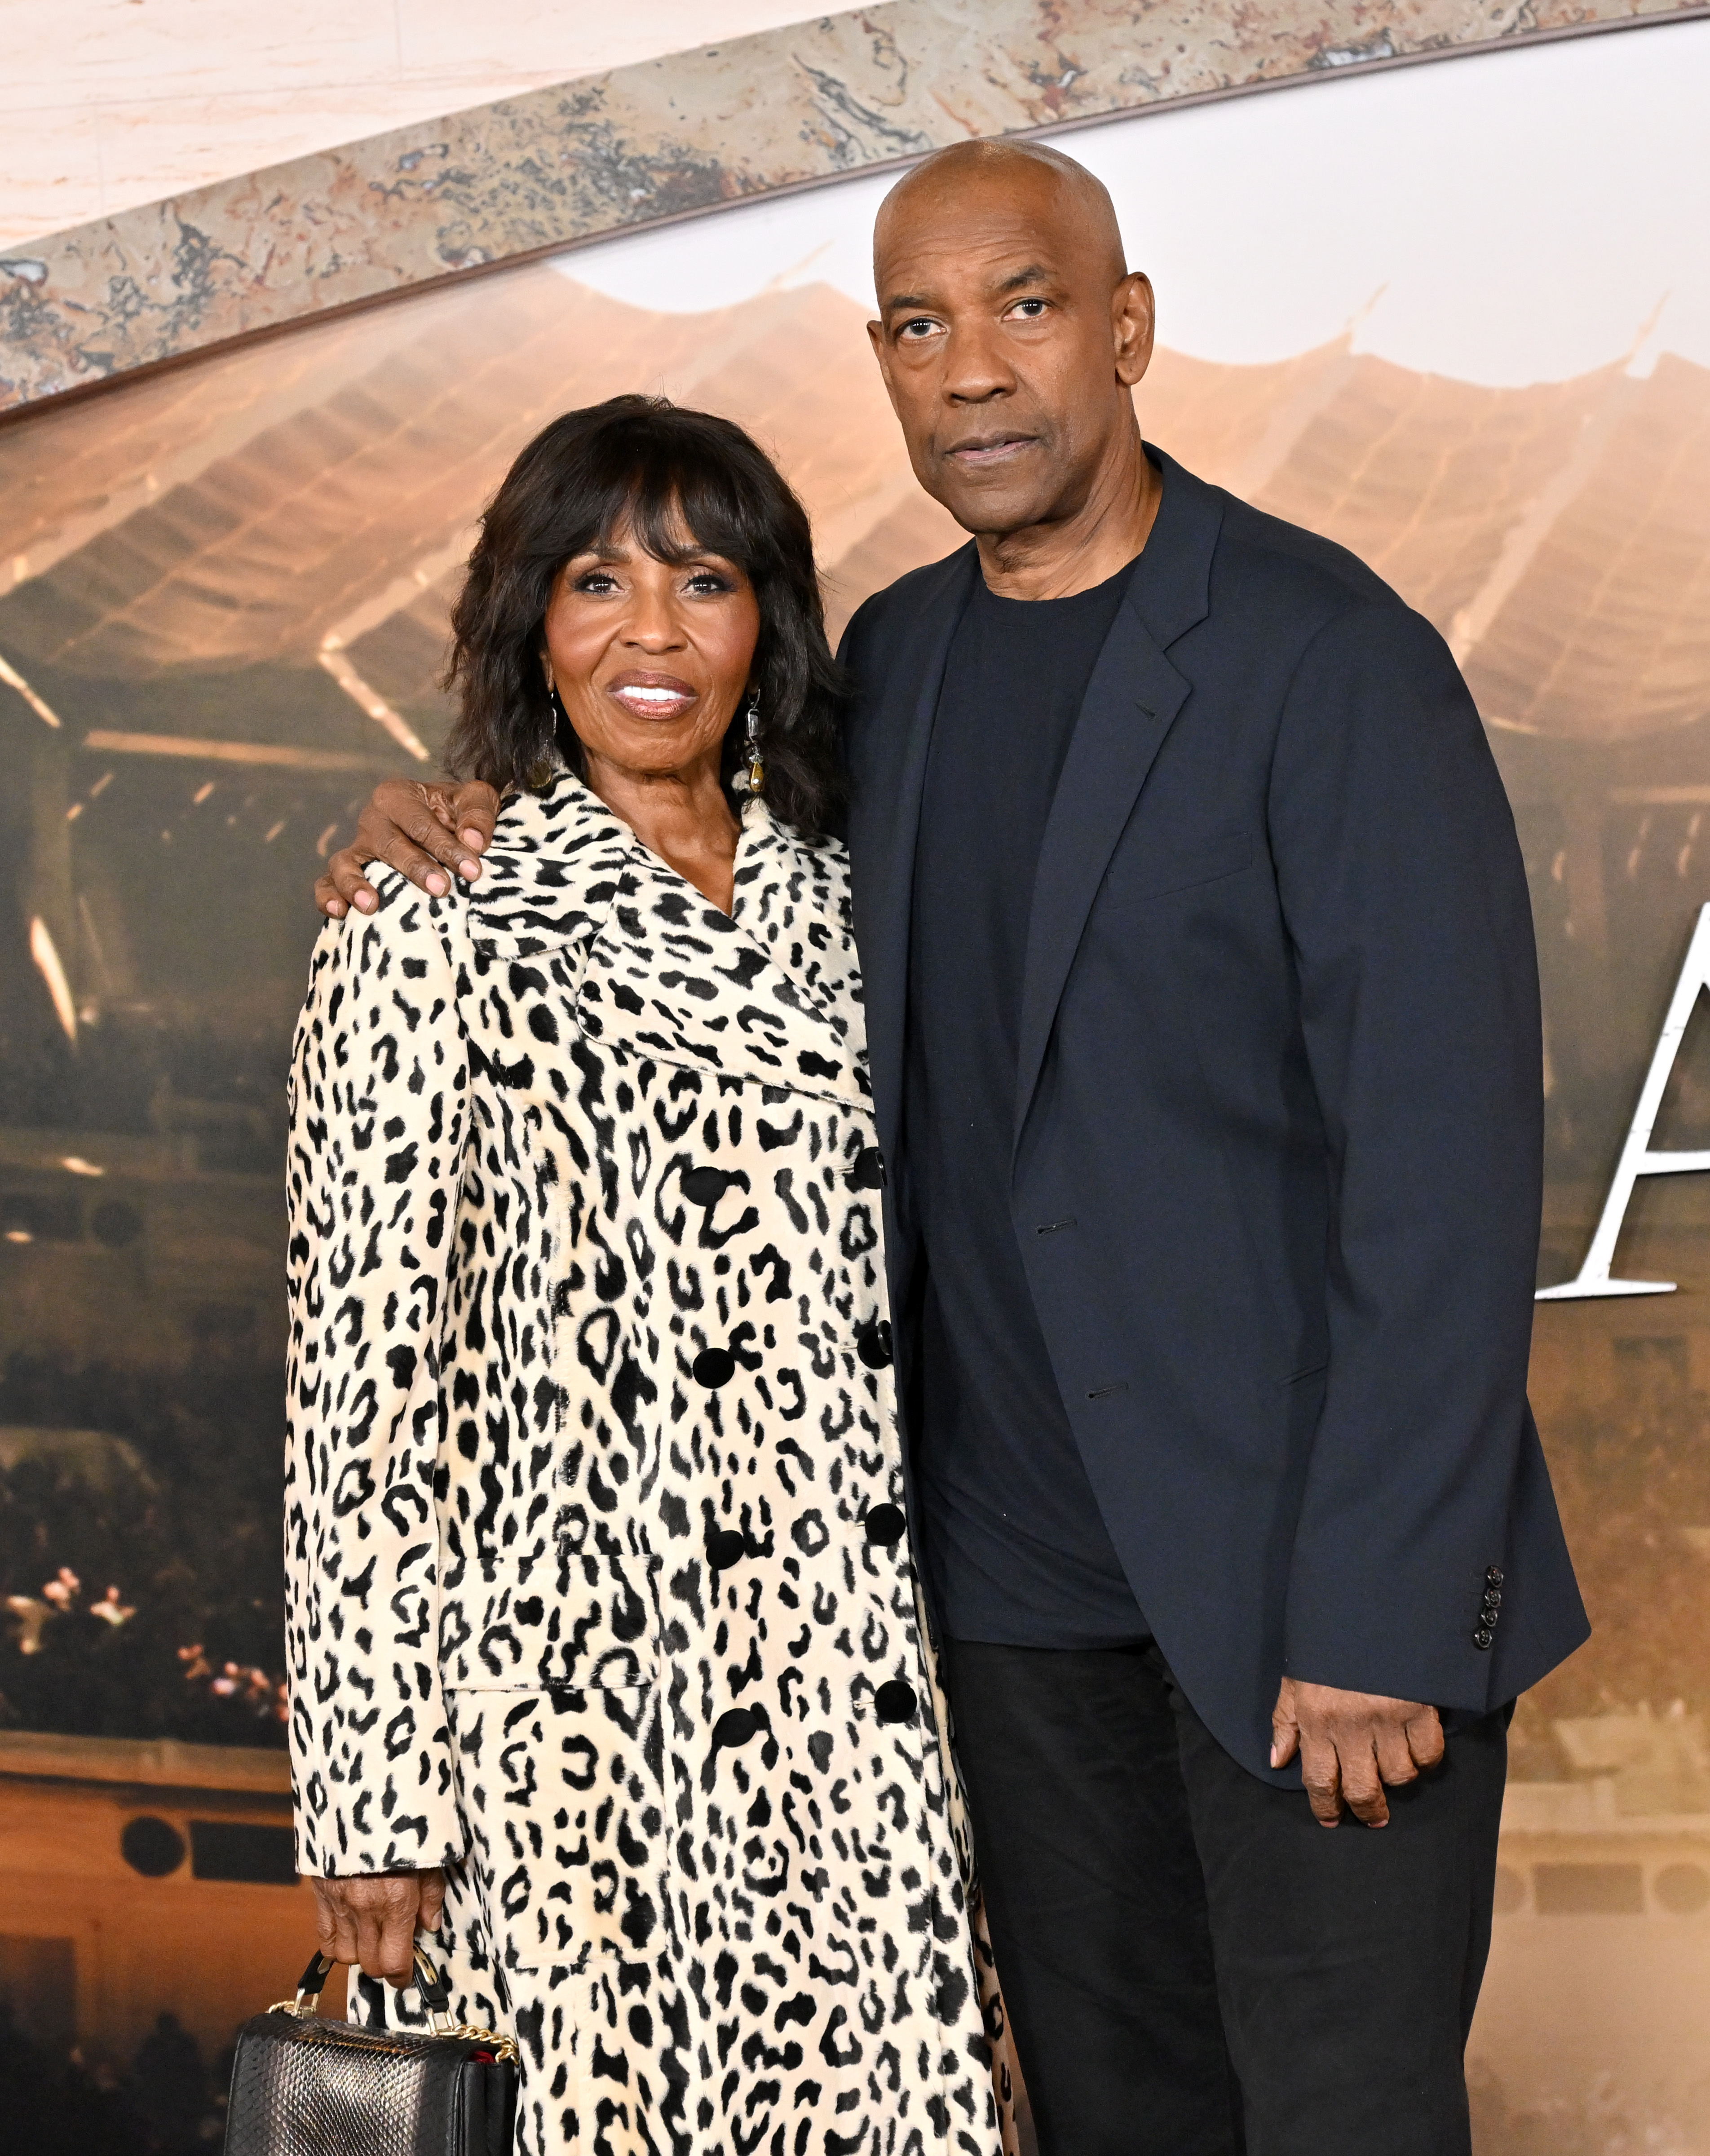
[445,1685,664,1974]
[442,1553,663,1691]
[1101,829,1255,907]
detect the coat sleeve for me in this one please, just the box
[285,877,469,1874]
[1267,599,1551,1705]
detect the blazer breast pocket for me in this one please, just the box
[1102,830,1256,909]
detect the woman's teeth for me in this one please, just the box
[616,685,691,710]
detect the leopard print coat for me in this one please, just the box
[285,775,1005,2156]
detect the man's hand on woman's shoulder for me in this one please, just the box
[316,779,501,919]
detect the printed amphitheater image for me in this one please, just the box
[2,4,1710,2153]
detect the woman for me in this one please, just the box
[286,397,1007,2156]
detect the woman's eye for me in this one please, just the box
[575,571,620,594]
[685,571,733,595]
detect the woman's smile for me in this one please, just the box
[605,668,699,720]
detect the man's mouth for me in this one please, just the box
[608,673,698,718]
[945,433,1038,467]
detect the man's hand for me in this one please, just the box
[315,780,501,919]
[1271,1678,1444,1828]
[309,1867,447,1985]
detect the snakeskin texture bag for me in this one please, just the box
[223,1944,518,2156]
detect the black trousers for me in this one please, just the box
[940,1638,1506,2156]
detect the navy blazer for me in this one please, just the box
[839,446,1588,1782]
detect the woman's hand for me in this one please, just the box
[310,1868,447,1985]
[315,780,500,919]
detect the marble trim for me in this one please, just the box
[2,0,1704,414]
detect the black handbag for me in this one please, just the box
[223,1944,519,2156]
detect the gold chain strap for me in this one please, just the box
[266,1997,517,2062]
[437,2024,519,2062]
[271,1941,518,2064]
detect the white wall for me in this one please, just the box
[0,0,818,253]
[561,22,1710,385]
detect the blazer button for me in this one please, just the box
[708,1529,746,1570]
[1482,1589,1502,1612]
[873,1680,917,1725]
[849,1147,885,1190]
[855,1318,893,1370]
[683,1165,734,1206]
[1486,1567,1504,1587]
[1472,1627,1494,1651]
[693,1347,736,1387]
[863,1504,906,1546]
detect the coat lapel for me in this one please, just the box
[471,778,869,1109]
[845,545,979,1165]
[1012,451,1226,1150]
[729,801,862,1046]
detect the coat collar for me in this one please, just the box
[467,772,634,950]
[470,774,869,1110]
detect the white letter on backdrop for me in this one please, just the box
[1539,902,1710,1301]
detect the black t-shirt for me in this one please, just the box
[906,560,1147,1648]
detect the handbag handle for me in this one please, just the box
[284,1941,456,2032]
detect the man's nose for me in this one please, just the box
[942,322,1016,404]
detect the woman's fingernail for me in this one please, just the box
[328,902,345,919]
[461,829,486,852]
[425,872,447,896]
[458,858,479,879]
[355,891,376,913]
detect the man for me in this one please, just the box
[319,142,1587,2154]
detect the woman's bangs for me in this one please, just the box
[590,438,760,573]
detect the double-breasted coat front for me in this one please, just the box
[284,776,1003,2156]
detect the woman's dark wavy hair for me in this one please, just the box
[443,396,847,836]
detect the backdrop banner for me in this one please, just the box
[1,21,1709,2155]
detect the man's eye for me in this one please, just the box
[1009,299,1048,319]
[898,318,940,340]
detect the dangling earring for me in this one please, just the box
[531,669,577,792]
[733,690,765,798]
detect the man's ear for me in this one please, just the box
[1114,271,1156,389]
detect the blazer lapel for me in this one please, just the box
[1012,616,1190,1146]
[1012,451,1225,1150]
[845,546,978,1166]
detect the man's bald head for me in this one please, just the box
[863,133,1156,581]
[873,140,1128,297]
